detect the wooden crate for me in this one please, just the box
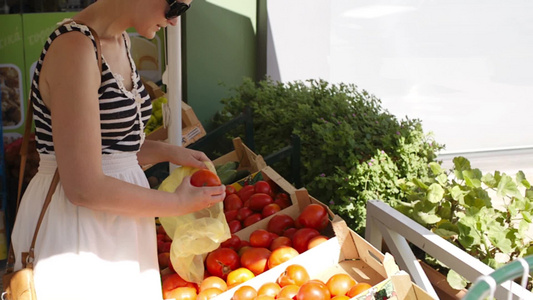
[212,215,401,300]
[213,137,267,176]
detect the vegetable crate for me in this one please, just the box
[213,210,433,300]
[213,137,267,182]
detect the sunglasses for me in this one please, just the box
[165,0,190,19]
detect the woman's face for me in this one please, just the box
[137,0,191,39]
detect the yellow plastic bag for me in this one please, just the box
[158,162,231,284]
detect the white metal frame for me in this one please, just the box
[365,200,533,300]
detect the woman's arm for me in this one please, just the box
[40,32,224,217]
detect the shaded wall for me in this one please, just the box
[183,0,257,130]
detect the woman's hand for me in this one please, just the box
[137,140,212,169]
[173,176,226,211]
[169,147,212,170]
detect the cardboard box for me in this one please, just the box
[145,101,206,147]
[213,137,268,177]
[142,80,206,147]
[212,217,400,300]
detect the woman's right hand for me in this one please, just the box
[173,176,226,212]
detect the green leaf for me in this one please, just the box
[427,183,444,203]
[429,162,443,175]
[436,173,448,185]
[497,175,523,200]
[487,227,513,254]
[463,170,482,188]
[447,269,468,290]
[413,178,429,190]
[434,228,458,239]
[522,211,532,223]
[516,171,531,189]
[453,157,471,180]
[416,211,441,225]
[450,185,467,202]
[482,172,498,188]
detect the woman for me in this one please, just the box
[10,0,224,299]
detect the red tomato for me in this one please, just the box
[276,264,310,287]
[205,247,240,279]
[162,273,198,295]
[254,180,272,195]
[228,219,243,234]
[297,281,331,300]
[196,287,223,300]
[224,209,238,222]
[239,240,250,251]
[237,185,256,202]
[224,194,243,211]
[261,203,281,218]
[307,235,329,250]
[270,236,292,251]
[232,285,257,300]
[277,284,300,299]
[257,282,281,298]
[190,169,221,187]
[158,241,171,253]
[220,234,241,250]
[199,276,228,292]
[240,247,272,275]
[225,185,237,195]
[249,229,275,248]
[274,192,292,209]
[236,207,254,221]
[267,214,295,236]
[326,273,356,297]
[160,267,175,282]
[157,224,167,235]
[295,204,329,231]
[248,193,274,212]
[292,228,321,253]
[226,267,255,287]
[158,252,170,269]
[163,286,197,300]
[243,213,262,227]
[267,246,299,269]
[346,282,372,298]
[282,228,297,240]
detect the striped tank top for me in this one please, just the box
[31,20,152,154]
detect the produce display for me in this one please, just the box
[144,95,167,135]
[223,178,292,234]
[150,137,432,300]
[215,161,251,185]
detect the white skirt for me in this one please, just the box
[10,153,163,300]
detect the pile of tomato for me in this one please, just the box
[223,179,292,233]
[155,169,373,300]
[160,262,372,300]
[157,200,338,299]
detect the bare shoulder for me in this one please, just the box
[41,30,100,89]
[40,30,101,106]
